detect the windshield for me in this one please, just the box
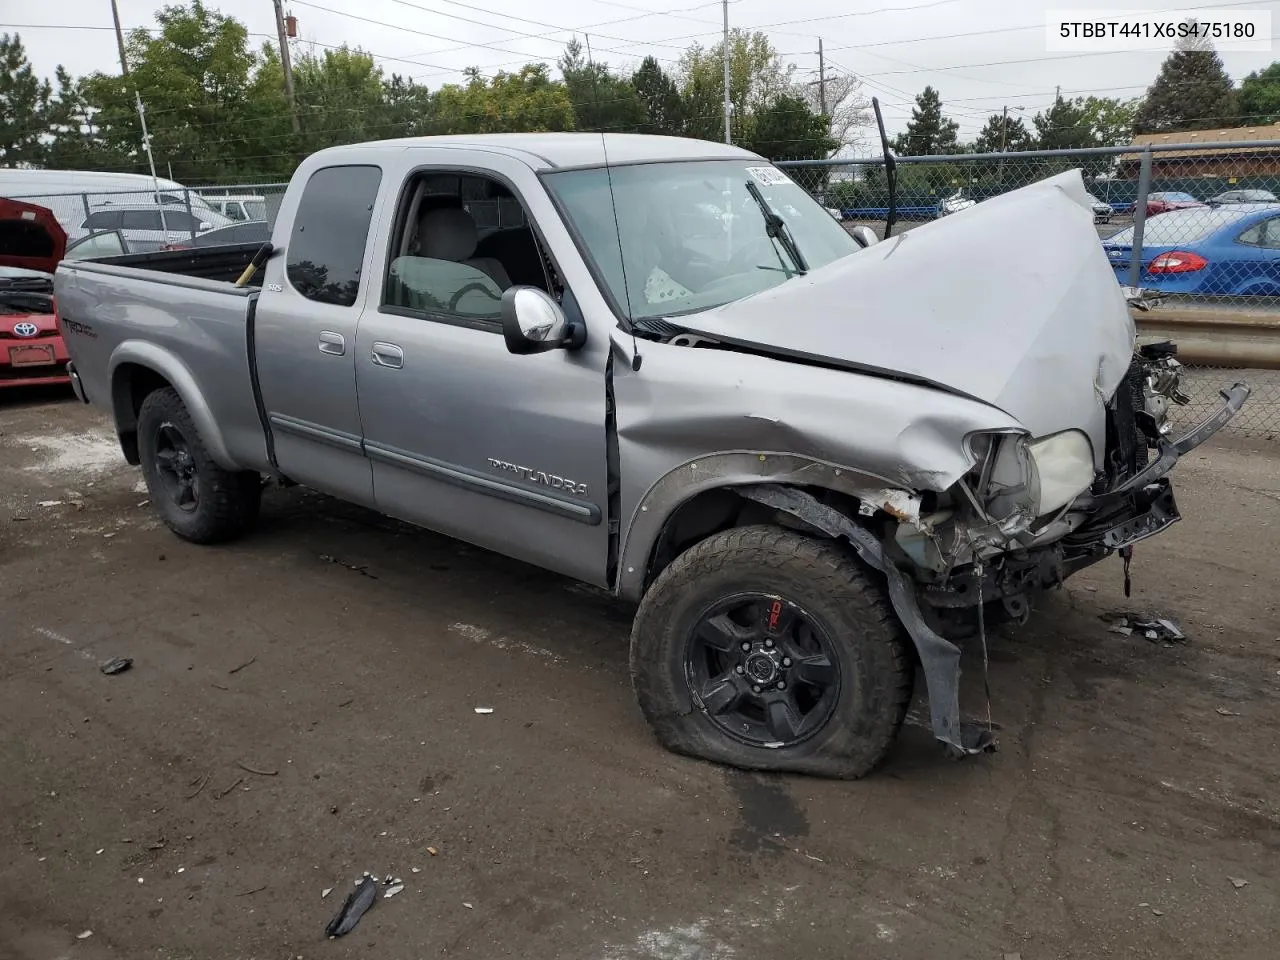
[245,200,267,221]
[544,160,858,321]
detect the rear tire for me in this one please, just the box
[137,387,261,544]
[630,525,913,779]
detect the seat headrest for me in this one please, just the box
[417,206,478,262]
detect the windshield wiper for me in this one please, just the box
[744,180,808,276]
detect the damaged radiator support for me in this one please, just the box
[737,484,997,759]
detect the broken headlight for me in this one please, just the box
[965,428,1093,523]
[1026,430,1094,514]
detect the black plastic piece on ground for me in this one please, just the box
[100,657,132,676]
[325,875,378,938]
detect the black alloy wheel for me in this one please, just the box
[686,593,842,747]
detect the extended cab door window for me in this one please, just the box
[286,165,383,307]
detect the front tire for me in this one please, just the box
[629,525,913,779]
[137,387,261,544]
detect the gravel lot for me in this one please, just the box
[2,387,1279,960]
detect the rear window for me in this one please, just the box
[1108,210,1241,246]
[83,210,122,229]
[121,210,163,230]
[286,165,383,307]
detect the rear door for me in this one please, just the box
[253,163,385,506]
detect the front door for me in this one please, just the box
[352,163,610,586]
[254,162,385,507]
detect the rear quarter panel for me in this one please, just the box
[54,261,269,471]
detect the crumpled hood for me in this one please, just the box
[680,170,1136,464]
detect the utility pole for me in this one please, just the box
[818,38,826,116]
[722,0,731,144]
[135,92,168,237]
[1000,104,1008,154]
[109,0,129,77]
[272,0,300,134]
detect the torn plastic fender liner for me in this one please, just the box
[737,483,995,758]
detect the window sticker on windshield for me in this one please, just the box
[746,166,791,186]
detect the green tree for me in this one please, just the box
[679,29,793,142]
[433,65,574,134]
[1238,62,1280,124]
[1032,95,1095,149]
[1133,27,1237,132]
[80,1,259,181]
[746,92,835,161]
[891,86,959,155]
[558,38,645,133]
[1075,95,1138,146]
[0,33,52,167]
[632,55,685,135]
[973,112,1032,153]
[293,45,388,156]
[43,67,108,170]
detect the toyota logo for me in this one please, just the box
[12,321,39,338]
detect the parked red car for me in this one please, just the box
[1145,191,1206,217]
[0,198,73,388]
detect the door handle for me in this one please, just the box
[371,341,404,369]
[318,331,345,356]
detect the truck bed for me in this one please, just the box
[54,249,272,476]
[90,242,263,285]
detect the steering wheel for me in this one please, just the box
[448,282,503,312]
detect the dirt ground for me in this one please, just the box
[2,385,1279,960]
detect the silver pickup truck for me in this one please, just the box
[54,133,1249,779]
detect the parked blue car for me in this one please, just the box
[1102,203,1280,296]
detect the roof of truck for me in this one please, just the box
[313,133,762,169]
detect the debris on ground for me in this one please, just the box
[1230,877,1249,889]
[325,874,380,939]
[38,500,63,507]
[1216,707,1242,717]
[319,554,378,578]
[427,846,438,856]
[227,656,256,675]
[236,760,278,777]
[76,930,92,940]
[1101,612,1187,645]
[322,887,333,899]
[474,707,494,715]
[100,657,132,676]
[463,901,474,909]
[384,883,404,899]
[411,867,421,873]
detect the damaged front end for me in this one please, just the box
[904,341,1248,617]
[757,342,1250,760]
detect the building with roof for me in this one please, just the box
[1118,122,1280,180]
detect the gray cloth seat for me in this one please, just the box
[414,206,511,289]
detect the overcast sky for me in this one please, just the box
[8,0,1279,147]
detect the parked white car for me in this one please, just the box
[202,194,268,223]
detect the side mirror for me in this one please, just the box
[500,286,585,355]
[850,225,879,249]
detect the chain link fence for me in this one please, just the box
[7,145,1277,442]
[779,141,1280,442]
[8,182,289,254]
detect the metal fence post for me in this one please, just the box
[81,193,91,222]
[1128,147,1152,289]
[183,188,196,242]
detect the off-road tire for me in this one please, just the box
[137,387,261,544]
[630,525,914,779]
